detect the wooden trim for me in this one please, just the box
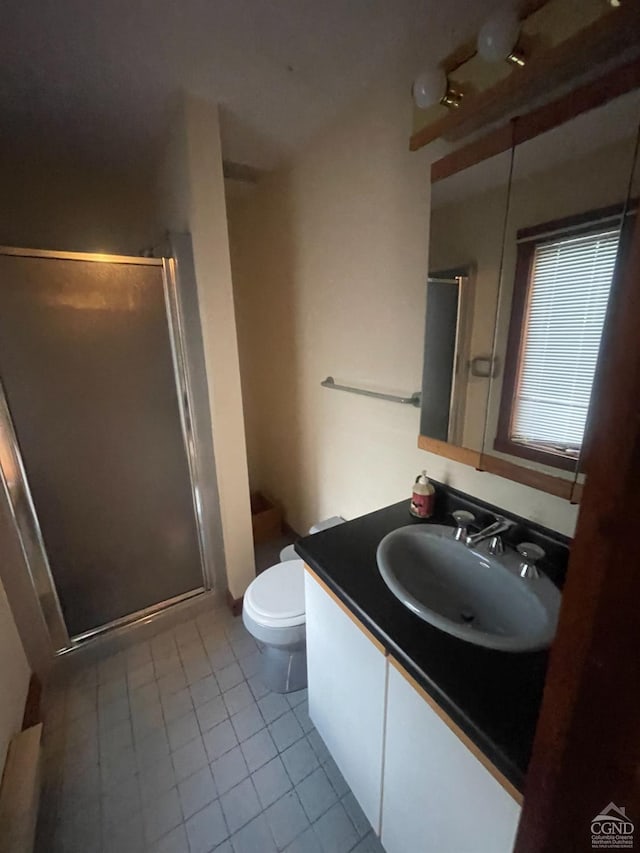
[21,675,41,732]
[389,656,523,805]
[411,6,640,152]
[513,169,640,853]
[0,723,43,853]
[440,0,549,75]
[304,565,387,656]
[417,434,482,469]
[225,589,243,617]
[479,453,573,500]
[429,53,640,182]
[570,481,583,504]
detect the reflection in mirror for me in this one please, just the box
[421,149,513,452]
[482,90,640,491]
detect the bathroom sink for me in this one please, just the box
[376,524,561,652]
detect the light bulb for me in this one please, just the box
[477,4,521,63]
[413,67,463,110]
[412,67,447,110]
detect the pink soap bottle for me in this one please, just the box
[410,470,435,519]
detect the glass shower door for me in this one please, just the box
[0,251,205,639]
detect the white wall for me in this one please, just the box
[159,96,255,599]
[228,56,579,538]
[0,575,30,777]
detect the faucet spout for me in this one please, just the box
[465,516,513,549]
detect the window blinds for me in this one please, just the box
[511,226,620,453]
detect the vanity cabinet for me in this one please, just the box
[381,660,521,853]
[304,566,522,852]
[304,570,386,832]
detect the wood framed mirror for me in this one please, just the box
[419,57,640,501]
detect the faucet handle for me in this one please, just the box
[517,542,545,579]
[452,510,475,542]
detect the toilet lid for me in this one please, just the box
[246,560,306,621]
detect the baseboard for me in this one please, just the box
[226,589,243,617]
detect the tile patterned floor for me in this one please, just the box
[37,602,385,853]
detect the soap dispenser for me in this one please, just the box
[410,470,435,519]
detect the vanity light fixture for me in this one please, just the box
[413,66,464,110]
[477,3,526,67]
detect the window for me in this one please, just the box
[496,207,626,471]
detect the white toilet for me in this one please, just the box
[242,516,344,693]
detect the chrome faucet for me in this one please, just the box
[465,515,513,555]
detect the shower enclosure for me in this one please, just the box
[0,246,213,651]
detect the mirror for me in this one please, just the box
[421,149,513,455]
[482,90,640,494]
[421,85,640,499]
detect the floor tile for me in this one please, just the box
[286,689,308,709]
[101,743,137,789]
[211,745,249,795]
[296,767,337,822]
[240,728,278,773]
[313,801,358,853]
[222,681,253,716]
[158,669,188,697]
[350,831,386,852]
[283,826,323,853]
[130,681,160,714]
[306,730,330,764]
[203,719,238,762]
[258,692,290,724]
[103,808,146,853]
[102,773,141,829]
[136,728,171,770]
[293,702,314,735]
[178,765,217,819]
[139,754,177,802]
[168,710,200,752]
[190,674,221,708]
[238,651,261,679]
[162,687,194,724]
[143,786,183,844]
[150,823,189,853]
[251,756,292,809]
[220,777,262,834]
[184,655,213,686]
[196,695,228,732]
[281,738,319,784]
[216,662,244,693]
[175,620,200,647]
[341,791,371,838]
[247,674,270,702]
[269,710,304,752]
[208,643,236,672]
[265,791,310,849]
[324,756,349,798]
[98,676,128,707]
[231,813,277,853]
[127,660,155,691]
[186,799,229,853]
[99,717,133,757]
[230,702,265,743]
[172,735,209,783]
[99,696,130,733]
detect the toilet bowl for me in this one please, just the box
[242,516,344,693]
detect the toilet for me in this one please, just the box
[242,516,344,693]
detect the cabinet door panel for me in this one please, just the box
[304,572,386,832]
[382,664,521,853]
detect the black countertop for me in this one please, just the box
[295,486,570,793]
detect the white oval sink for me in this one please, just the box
[376,524,561,652]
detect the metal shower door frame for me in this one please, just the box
[0,246,214,653]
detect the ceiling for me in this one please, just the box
[0,0,493,175]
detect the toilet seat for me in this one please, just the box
[244,559,306,629]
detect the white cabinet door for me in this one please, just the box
[382,662,521,853]
[304,570,387,832]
